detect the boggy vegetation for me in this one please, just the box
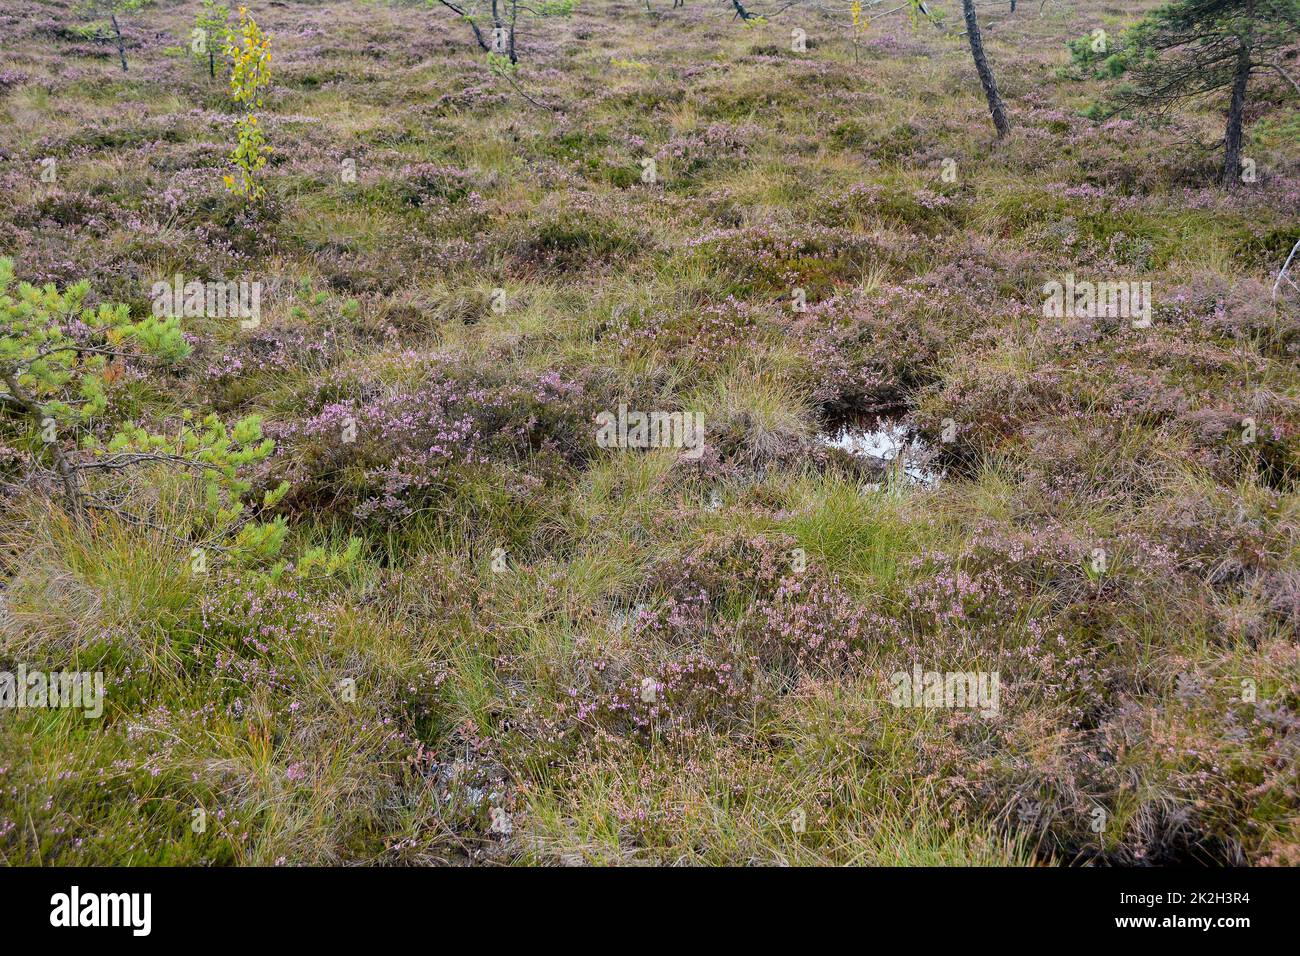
[0,0,1297,865]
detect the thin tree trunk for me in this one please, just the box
[1223,0,1255,189]
[2,370,83,523]
[111,13,128,72]
[508,0,518,64]
[961,0,1010,138]
[1266,61,1300,96]
[209,48,215,79]
[467,17,490,53]
[434,0,491,52]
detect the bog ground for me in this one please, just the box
[0,0,1297,865]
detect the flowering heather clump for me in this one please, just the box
[573,654,752,744]
[899,548,1029,640]
[791,284,952,414]
[205,322,343,383]
[293,384,487,519]
[633,532,883,675]
[12,189,120,234]
[686,220,921,298]
[393,163,475,206]
[505,195,651,275]
[742,574,879,675]
[830,179,970,232]
[275,356,600,520]
[197,581,329,678]
[562,533,889,742]
[918,234,1046,299]
[1257,568,1300,630]
[611,297,777,373]
[1163,275,1298,355]
[655,122,761,177]
[644,531,799,611]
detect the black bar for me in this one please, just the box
[0,866,1279,942]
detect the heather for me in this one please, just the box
[0,0,1297,867]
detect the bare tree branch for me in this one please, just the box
[1263,59,1300,95]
